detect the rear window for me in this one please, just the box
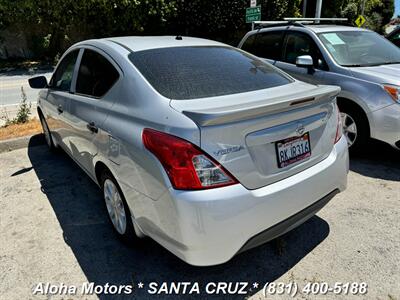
[128,46,292,100]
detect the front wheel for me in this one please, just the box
[39,114,56,151]
[340,112,358,147]
[338,102,369,153]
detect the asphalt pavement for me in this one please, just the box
[0,138,399,300]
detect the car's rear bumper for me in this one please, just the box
[135,135,349,266]
[369,103,400,149]
[238,188,339,254]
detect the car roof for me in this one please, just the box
[248,24,371,35]
[100,36,226,52]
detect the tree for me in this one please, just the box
[171,0,302,45]
[322,0,394,32]
[1,0,394,60]
[0,0,178,59]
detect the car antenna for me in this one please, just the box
[175,35,183,40]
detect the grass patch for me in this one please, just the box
[1,86,37,140]
[0,118,42,141]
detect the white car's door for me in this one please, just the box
[44,49,80,153]
[66,48,120,176]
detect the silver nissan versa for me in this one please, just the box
[29,36,348,266]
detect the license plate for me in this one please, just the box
[275,133,311,168]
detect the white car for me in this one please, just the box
[29,36,349,266]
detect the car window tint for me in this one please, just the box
[76,49,119,98]
[50,50,79,91]
[284,32,326,69]
[243,31,284,60]
[241,34,256,52]
[129,46,292,100]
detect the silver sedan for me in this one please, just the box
[29,36,348,266]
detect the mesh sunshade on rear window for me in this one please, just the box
[129,46,292,100]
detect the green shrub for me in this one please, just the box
[1,87,32,127]
[14,87,32,124]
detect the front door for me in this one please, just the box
[45,49,80,153]
[66,48,120,176]
[275,31,328,85]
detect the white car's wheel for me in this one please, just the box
[104,178,127,234]
[101,171,137,243]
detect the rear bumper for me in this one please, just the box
[238,189,339,254]
[369,103,400,149]
[137,135,349,266]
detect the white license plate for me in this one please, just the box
[276,133,311,168]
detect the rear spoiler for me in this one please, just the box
[180,85,340,127]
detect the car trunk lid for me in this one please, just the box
[170,81,340,190]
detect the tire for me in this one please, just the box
[39,114,57,151]
[101,170,137,244]
[337,101,369,153]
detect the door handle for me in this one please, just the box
[86,121,98,134]
[57,105,63,114]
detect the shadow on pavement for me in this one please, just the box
[350,139,400,181]
[27,140,330,300]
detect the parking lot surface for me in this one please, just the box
[0,138,399,299]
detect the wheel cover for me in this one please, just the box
[40,118,51,147]
[103,179,127,235]
[340,112,358,147]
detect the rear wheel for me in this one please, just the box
[101,171,137,244]
[337,101,369,153]
[39,114,56,151]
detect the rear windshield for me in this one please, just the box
[129,46,292,100]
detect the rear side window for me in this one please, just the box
[241,34,256,52]
[76,49,119,98]
[242,31,285,60]
[49,50,79,91]
[129,46,292,100]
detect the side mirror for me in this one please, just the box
[296,55,314,69]
[28,76,48,89]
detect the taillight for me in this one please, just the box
[335,104,343,144]
[142,128,238,190]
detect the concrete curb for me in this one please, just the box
[0,134,45,153]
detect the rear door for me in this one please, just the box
[66,47,120,176]
[275,31,329,85]
[45,49,80,152]
[240,30,285,65]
